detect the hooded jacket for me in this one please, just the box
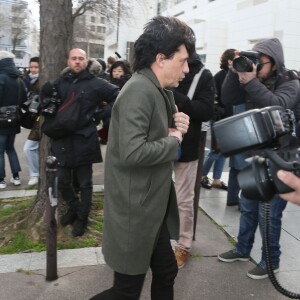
[222,38,299,113]
[0,55,27,135]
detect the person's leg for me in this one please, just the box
[89,272,146,300]
[150,221,178,300]
[5,133,21,175]
[23,139,39,177]
[72,164,93,236]
[174,160,198,267]
[202,150,217,176]
[0,134,7,179]
[226,167,240,205]
[212,154,226,180]
[57,166,79,226]
[235,194,259,257]
[259,195,287,268]
[218,193,259,262]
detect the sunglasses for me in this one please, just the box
[257,61,271,72]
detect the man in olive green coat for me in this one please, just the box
[90,16,195,300]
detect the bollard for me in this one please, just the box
[45,156,58,281]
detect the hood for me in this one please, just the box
[0,51,20,78]
[60,58,102,77]
[252,38,285,75]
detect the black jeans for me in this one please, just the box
[91,221,178,300]
[57,164,93,219]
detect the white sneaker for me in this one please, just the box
[28,176,38,186]
[0,180,6,189]
[10,177,21,186]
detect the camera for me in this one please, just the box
[213,106,300,201]
[40,82,61,116]
[22,93,41,114]
[232,50,260,72]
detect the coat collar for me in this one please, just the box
[138,68,176,128]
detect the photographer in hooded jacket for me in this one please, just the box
[218,38,300,279]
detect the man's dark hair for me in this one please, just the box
[220,49,236,70]
[132,16,195,72]
[30,56,39,63]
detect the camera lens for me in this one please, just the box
[233,56,254,72]
[238,156,275,201]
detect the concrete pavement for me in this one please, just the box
[0,128,300,299]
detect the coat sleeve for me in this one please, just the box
[221,69,246,107]
[116,82,179,167]
[173,69,214,122]
[244,77,299,110]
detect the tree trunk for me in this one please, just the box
[26,0,74,240]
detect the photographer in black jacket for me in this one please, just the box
[46,48,119,237]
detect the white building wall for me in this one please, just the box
[104,0,157,62]
[163,0,300,74]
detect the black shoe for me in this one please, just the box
[201,176,212,189]
[212,181,228,191]
[60,210,77,227]
[72,218,88,237]
[227,201,239,207]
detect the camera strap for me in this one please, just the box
[187,67,205,100]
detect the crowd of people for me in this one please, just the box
[0,15,300,300]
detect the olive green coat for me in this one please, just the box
[102,68,180,275]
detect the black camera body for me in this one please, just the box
[22,93,40,114]
[233,50,260,72]
[213,106,300,201]
[40,82,61,116]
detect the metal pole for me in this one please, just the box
[45,156,58,281]
[193,130,207,240]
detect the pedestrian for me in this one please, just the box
[43,48,119,237]
[90,16,195,300]
[218,38,300,279]
[23,56,40,186]
[0,51,27,189]
[172,54,214,269]
[201,49,236,191]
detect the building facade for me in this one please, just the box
[105,0,300,74]
[0,0,39,68]
[73,8,106,59]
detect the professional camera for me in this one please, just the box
[22,93,40,114]
[232,50,260,72]
[213,106,300,201]
[40,82,61,116]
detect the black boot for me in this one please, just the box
[72,217,88,237]
[60,209,78,227]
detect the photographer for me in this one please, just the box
[43,49,119,237]
[218,38,300,279]
[277,170,300,206]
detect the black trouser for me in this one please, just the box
[91,221,178,300]
[57,164,93,219]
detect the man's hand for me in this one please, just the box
[237,65,256,84]
[173,111,190,134]
[277,170,300,205]
[168,128,183,143]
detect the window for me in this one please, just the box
[91,16,96,23]
[101,17,105,24]
[90,25,95,32]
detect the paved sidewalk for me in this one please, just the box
[1,128,300,299]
